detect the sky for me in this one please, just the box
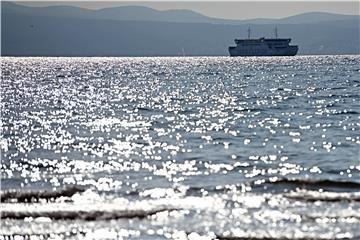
[14,1,360,20]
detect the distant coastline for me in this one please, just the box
[2,2,360,56]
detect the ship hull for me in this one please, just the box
[229,45,298,57]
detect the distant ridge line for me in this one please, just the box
[3,1,359,25]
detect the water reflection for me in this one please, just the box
[1,56,360,239]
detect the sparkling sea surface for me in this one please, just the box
[1,56,360,239]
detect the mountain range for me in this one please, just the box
[2,2,359,56]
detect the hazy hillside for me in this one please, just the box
[2,2,359,25]
[2,2,359,56]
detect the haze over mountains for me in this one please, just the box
[2,2,359,56]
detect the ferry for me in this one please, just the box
[229,27,298,56]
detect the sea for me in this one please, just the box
[1,56,360,240]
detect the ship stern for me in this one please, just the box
[288,45,298,56]
[228,46,237,57]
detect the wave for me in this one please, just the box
[0,186,85,203]
[215,236,348,240]
[1,207,179,220]
[261,178,360,191]
[333,110,359,115]
[285,190,360,202]
[0,231,83,239]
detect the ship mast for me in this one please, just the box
[247,26,251,39]
[274,26,278,39]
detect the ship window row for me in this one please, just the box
[240,43,263,46]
